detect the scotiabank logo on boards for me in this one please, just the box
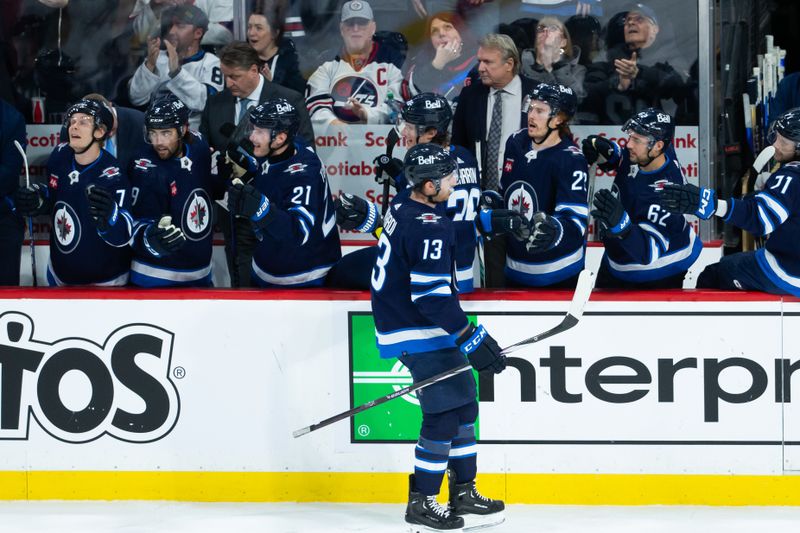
[0,312,180,443]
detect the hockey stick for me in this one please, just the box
[13,141,38,287]
[745,145,775,250]
[293,268,596,438]
[377,128,400,216]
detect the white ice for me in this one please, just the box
[3,502,800,533]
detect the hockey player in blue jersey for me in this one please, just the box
[14,99,133,286]
[333,92,488,291]
[371,143,506,531]
[499,82,589,287]
[659,107,800,296]
[582,108,702,288]
[227,98,341,287]
[127,94,219,287]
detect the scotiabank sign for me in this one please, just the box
[0,312,180,443]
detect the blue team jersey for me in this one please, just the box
[394,144,481,292]
[45,144,133,286]
[250,144,342,287]
[603,145,702,282]
[129,134,218,287]
[724,160,800,296]
[500,132,589,286]
[370,199,469,358]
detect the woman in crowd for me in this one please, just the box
[520,16,586,103]
[403,11,477,105]
[247,2,306,94]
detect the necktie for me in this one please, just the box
[484,89,504,192]
[237,98,251,124]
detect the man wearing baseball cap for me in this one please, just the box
[129,4,224,129]
[306,0,404,128]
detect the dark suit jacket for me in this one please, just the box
[200,75,314,153]
[59,105,145,174]
[451,75,538,171]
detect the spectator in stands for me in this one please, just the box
[520,17,586,102]
[58,94,145,174]
[129,4,224,129]
[0,98,25,286]
[129,0,233,49]
[583,3,686,124]
[306,0,404,128]
[200,42,312,287]
[247,0,306,94]
[565,14,604,67]
[403,12,477,105]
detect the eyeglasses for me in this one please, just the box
[624,14,650,25]
[536,25,562,34]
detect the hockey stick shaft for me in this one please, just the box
[13,141,37,287]
[380,128,400,217]
[293,269,596,438]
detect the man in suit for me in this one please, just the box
[200,41,314,287]
[451,33,536,287]
[59,94,145,174]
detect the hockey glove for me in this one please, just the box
[475,209,532,241]
[373,155,403,188]
[228,178,273,227]
[525,212,564,253]
[143,215,186,257]
[85,185,120,232]
[456,324,506,374]
[581,135,618,171]
[659,183,718,220]
[335,193,382,233]
[479,190,504,210]
[591,189,631,239]
[14,184,48,216]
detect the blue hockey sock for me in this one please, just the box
[414,436,451,496]
[448,422,477,483]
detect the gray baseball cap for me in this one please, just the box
[341,0,374,22]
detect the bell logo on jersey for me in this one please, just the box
[53,201,81,253]
[181,189,212,241]
[0,312,180,443]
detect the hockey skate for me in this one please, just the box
[406,474,464,532]
[447,470,505,531]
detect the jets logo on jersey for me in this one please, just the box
[505,180,539,221]
[134,158,155,171]
[181,188,212,241]
[416,213,441,224]
[285,163,308,174]
[49,174,59,189]
[331,76,379,123]
[648,179,671,192]
[100,167,121,180]
[52,201,81,254]
[504,158,514,172]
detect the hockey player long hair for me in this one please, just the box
[63,98,115,155]
[528,82,577,143]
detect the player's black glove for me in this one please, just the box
[143,216,186,257]
[14,184,48,216]
[479,190,504,210]
[581,135,618,171]
[475,208,531,241]
[85,185,121,232]
[225,139,259,181]
[335,193,382,233]
[456,323,506,374]
[525,212,564,253]
[659,183,718,220]
[591,189,631,239]
[228,178,274,228]
[373,155,403,188]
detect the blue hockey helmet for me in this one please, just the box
[529,83,577,118]
[623,107,675,147]
[145,93,190,130]
[401,92,453,135]
[249,98,300,140]
[768,108,800,151]
[64,98,114,139]
[403,143,458,189]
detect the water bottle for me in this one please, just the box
[386,91,401,125]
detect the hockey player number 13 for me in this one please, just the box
[371,235,392,291]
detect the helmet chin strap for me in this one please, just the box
[72,130,101,155]
[532,117,558,146]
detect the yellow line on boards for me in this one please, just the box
[1,472,800,505]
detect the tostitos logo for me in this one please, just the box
[53,201,81,253]
[331,76,379,123]
[504,181,539,220]
[181,189,211,241]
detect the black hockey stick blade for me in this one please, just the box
[380,128,400,216]
[292,269,596,438]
